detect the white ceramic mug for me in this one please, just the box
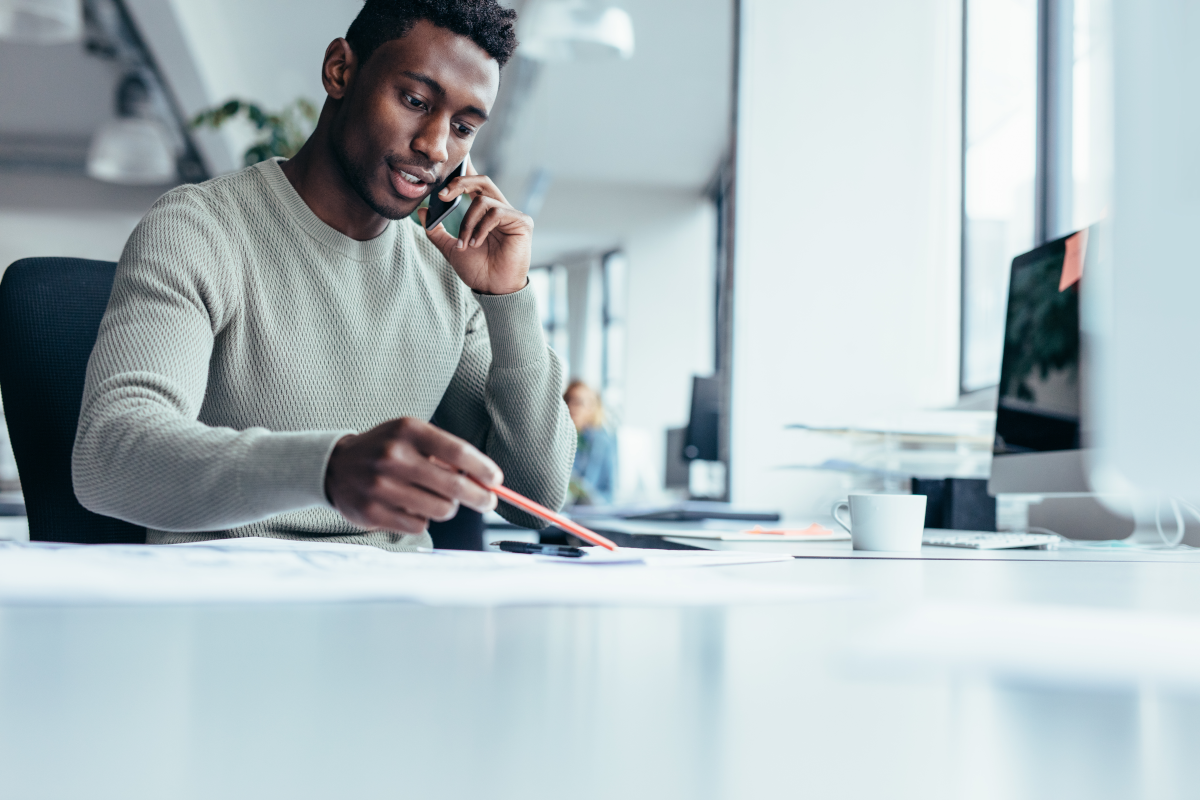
[831,494,927,552]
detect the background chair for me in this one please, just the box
[0,257,484,548]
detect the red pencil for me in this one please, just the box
[471,477,619,551]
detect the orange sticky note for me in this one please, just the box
[1059,229,1088,292]
[744,523,836,537]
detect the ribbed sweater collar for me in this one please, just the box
[257,157,397,263]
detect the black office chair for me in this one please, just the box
[0,258,144,543]
[0,257,483,548]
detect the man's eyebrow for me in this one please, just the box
[402,70,489,121]
[403,70,446,96]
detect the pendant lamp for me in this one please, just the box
[519,0,635,62]
[86,73,179,185]
[0,0,82,44]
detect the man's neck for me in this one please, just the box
[280,129,390,242]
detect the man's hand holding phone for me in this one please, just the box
[418,156,533,296]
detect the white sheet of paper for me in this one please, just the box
[548,547,797,566]
[0,539,854,607]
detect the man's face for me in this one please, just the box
[331,20,500,220]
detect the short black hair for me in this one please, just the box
[346,0,518,68]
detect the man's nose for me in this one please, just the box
[412,116,450,166]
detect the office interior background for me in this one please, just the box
[10,1,1200,798]
[0,0,1116,531]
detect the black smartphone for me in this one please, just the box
[424,157,469,231]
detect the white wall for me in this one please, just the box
[0,172,167,272]
[731,0,964,518]
[0,211,142,272]
[622,202,715,433]
[125,0,364,174]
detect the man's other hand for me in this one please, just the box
[325,417,502,534]
[418,160,532,296]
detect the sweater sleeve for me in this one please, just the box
[432,285,575,528]
[72,190,350,532]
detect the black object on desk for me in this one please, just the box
[495,540,585,558]
[428,506,485,551]
[912,477,997,531]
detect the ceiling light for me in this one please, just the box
[87,118,177,185]
[0,0,82,44]
[519,0,634,62]
[87,73,178,185]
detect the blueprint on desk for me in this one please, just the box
[0,537,857,607]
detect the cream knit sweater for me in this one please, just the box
[72,158,574,550]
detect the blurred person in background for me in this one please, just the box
[564,380,615,506]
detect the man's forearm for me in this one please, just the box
[73,390,349,531]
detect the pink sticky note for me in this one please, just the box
[1060,229,1088,292]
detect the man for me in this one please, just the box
[72,0,575,550]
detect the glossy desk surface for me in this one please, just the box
[5,550,1200,799]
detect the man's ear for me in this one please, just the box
[322,38,357,100]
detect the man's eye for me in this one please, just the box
[455,124,475,136]
[404,95,426,110]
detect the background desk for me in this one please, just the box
[5,549,1200,799]
[578,517,1200,562]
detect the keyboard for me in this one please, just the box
[922,531,1060,550]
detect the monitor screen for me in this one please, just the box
[994,230,1088,455]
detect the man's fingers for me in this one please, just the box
[374,477,460,522]
[327,417,506,535]
[418,457,499,510]
[381,453,498,513]
[398,418,503,485]
[343,499,428,534]
[455,196,495,251]
[469,206,507,247]
[437,174,510,207]
[426,456,500,512]
[419,206,459,258]
[362,503,429,534]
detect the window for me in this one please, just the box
[527,253,626,415]
[961,0,1039,393]
[599,250,626,418]
[961,0,1107,394]
[527,264,570,370]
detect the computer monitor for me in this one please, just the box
[684,376,720,462]
[988,229,1093,495]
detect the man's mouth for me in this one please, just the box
[389,166,434,200]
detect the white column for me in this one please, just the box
[731,0,964,517]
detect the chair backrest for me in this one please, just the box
[0,258,146,543]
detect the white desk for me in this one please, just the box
[4,548,1200,799]
[583,517,1200,562]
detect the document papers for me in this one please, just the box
[0,538,855,607]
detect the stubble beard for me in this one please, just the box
[331,132,412,222]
